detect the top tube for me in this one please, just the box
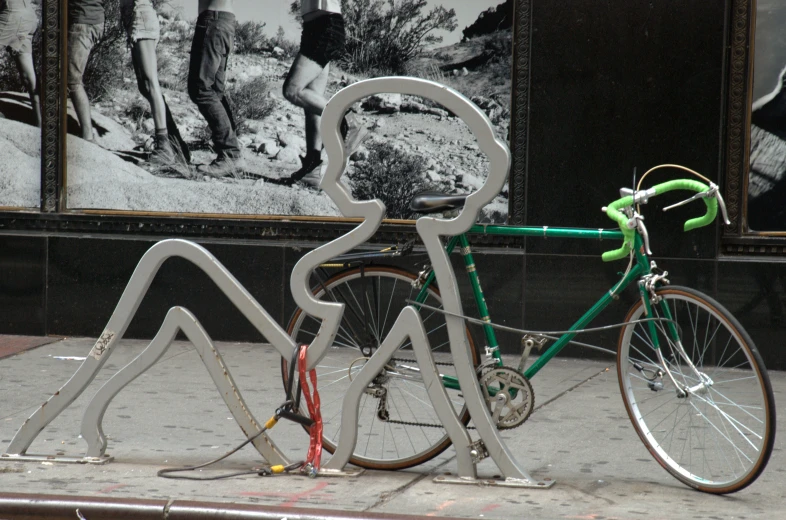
[468,224,626,241]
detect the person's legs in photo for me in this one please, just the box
[12,51,40,127]
[125,0,190,166]
[283,14,367,186]
[188,11,243,177]
[7,7,41,127]
[67,23,103,142]
[284,54,328,185]
[131,39,177,164]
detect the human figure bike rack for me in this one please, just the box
[3,77,552,488]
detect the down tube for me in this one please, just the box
[523,263,645,380]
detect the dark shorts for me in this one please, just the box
[299,13,345,68]
[121,0,160,47]
[67,22,104,88]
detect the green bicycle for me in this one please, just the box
[281,170,776,494]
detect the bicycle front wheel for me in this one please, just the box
[282,266,479,470]
[618,286,775,493]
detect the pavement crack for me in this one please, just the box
[364,363,613,512]
[562,482,616,506]
[364,458,453,511]
[533,364,615,413]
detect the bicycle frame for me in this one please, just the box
[412,225,654,390]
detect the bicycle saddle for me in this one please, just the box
[409,192,468,214]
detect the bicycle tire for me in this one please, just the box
[617,286,776,493]
[282,265,480,470]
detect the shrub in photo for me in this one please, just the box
[155,49,189,92]
[348,141,435,220]
[80,0,128,101]
[271,25,299,59]
[0,55,22,92]
[226,76,276,132]
[235,21,269,54]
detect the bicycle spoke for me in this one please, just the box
[705,386,765,425]
[618,288,773,492]
[286,267,478,469]
[689,401,753,465]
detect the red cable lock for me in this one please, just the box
[298,344,323,476]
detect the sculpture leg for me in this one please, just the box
[81,306,289,466]
[324,307,476,478]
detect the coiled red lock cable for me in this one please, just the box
[298,344,323,473]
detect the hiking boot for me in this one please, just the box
[287,151,323,185]
[298,168,322,188]
[197,155,246,178]
[149,139,177,166]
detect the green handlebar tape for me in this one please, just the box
[601,195,635,262]
[601,179,718,262]
[650,179,718,231]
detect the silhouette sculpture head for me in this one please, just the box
[290,77,511,369]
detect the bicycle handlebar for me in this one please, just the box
[602,179,718,262]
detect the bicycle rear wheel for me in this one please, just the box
[282,265,480,470]
[617,286,775,493]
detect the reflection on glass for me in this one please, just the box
[749,0,786,231]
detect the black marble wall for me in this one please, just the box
[0,235,525,347]
[0,234,783,370]
[525,0,725,259]
[45,237,288,343]
[0,236,46,335]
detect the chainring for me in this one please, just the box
[479,366,534,430]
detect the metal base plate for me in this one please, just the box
[1,453,114,465]
[318,467,365,478]
[433,474,555,489]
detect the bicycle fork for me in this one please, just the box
[638,272,713,399]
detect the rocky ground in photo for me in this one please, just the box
[0,117,41,209]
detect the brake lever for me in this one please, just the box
[662,182,731,225]
[662,191,705,212]
[624,210,653,255]
[714,186,731,225]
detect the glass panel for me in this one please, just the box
[748,0,786,232]
[63,0,512,224]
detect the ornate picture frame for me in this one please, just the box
[723,0,786,254]
[1,0,527,245]
[42,0,62,212]
[508,0,530,226]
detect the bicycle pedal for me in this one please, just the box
[518,335,548,372]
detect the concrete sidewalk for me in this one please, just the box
[1,337,784,519]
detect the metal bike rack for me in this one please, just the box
[312,77,552,488]
[3,77,552,488]
[1,239,359,476]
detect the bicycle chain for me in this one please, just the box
[384,418,472,429]
[385,357,473,429]
[390,357,456,367]
[381,361,533,431]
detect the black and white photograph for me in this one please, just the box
[0,0,42,209]
[748,0,786,232]
[64,0,514,222]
